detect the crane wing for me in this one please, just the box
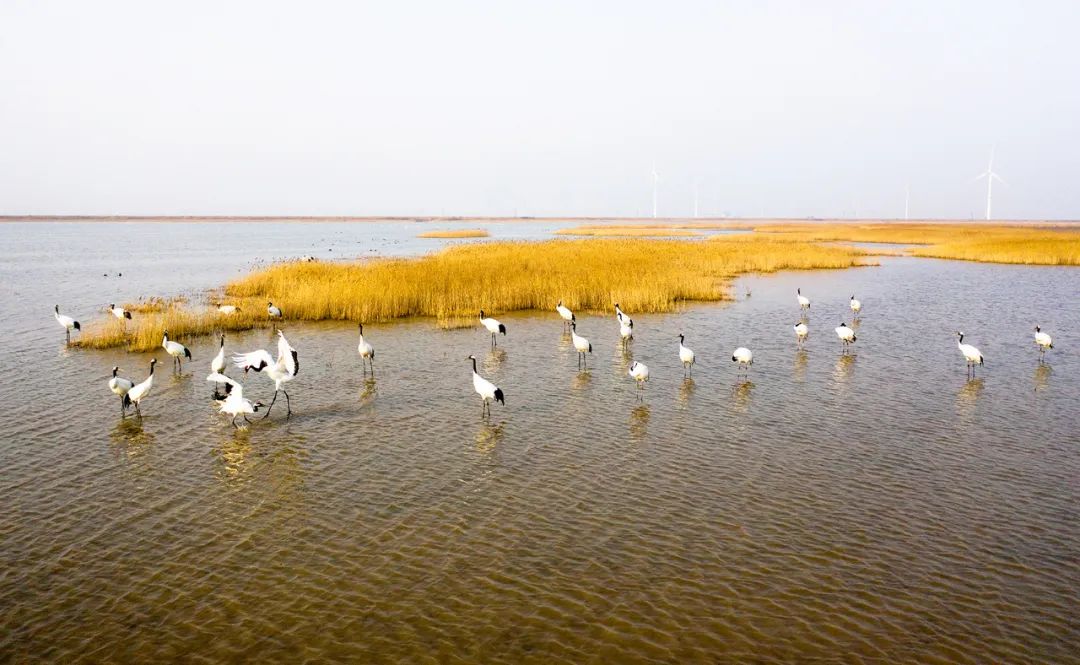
[206,372,240,389]
[233,349,274,372]
[278,333,298,376]
[207,372,242,399]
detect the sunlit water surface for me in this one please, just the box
[1,222,1078,663]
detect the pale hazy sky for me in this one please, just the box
[2,1,1078,219]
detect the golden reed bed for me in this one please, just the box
[417,229,490,238]
[76,223,1080,352]
[555,226,702,237]
[753,223,1080,265]
[76,237,867,351]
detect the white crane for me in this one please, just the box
[211,334,226,374]
[162,331,192,371]
[571,321,592,369]
[234,330,299,418]
[468,354,504,415]
[54,305,80,342]
[796,289,810,312]
[108,366,134,416]
[793,321,809,347]
[357,323,375,375]
[218,304,239,314]
[628,361,649,397]
[972,145,1006,220]
[479,310,506,347]
[209,334,227,397]
[849,295,862,318]
[207,372,264,428]
[619,317,634,347]
[556,301,574,329]
[126,358,157,416]
[678,334,695,376]
[835,322,857,352]
[614,303,628,325]
[956,331,984,376]
[108,304,132,320]
[732,347,753,375]
[1034,326,1053,361]
[267,301,282,319]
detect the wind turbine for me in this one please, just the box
[693,177,701,218]
[972,145,1006,220]
[905,183,910,221]
[651,165,659,218]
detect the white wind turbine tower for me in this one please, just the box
[973,145,1006,220]
[693,178,700,218]
[905,183,910,220]
[652,165,659,218]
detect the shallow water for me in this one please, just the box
[2,222,1079,663]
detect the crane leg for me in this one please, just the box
[283,389,292,417]
[263,390,278,418]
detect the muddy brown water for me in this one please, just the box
[1,222,1078,663]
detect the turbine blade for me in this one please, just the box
[969,172,989,183]
[991,173,1008,186]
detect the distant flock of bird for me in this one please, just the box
[54,288,1057,427]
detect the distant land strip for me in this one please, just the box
[2,215,1077,225]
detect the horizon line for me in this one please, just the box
[2,215,1078,224]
